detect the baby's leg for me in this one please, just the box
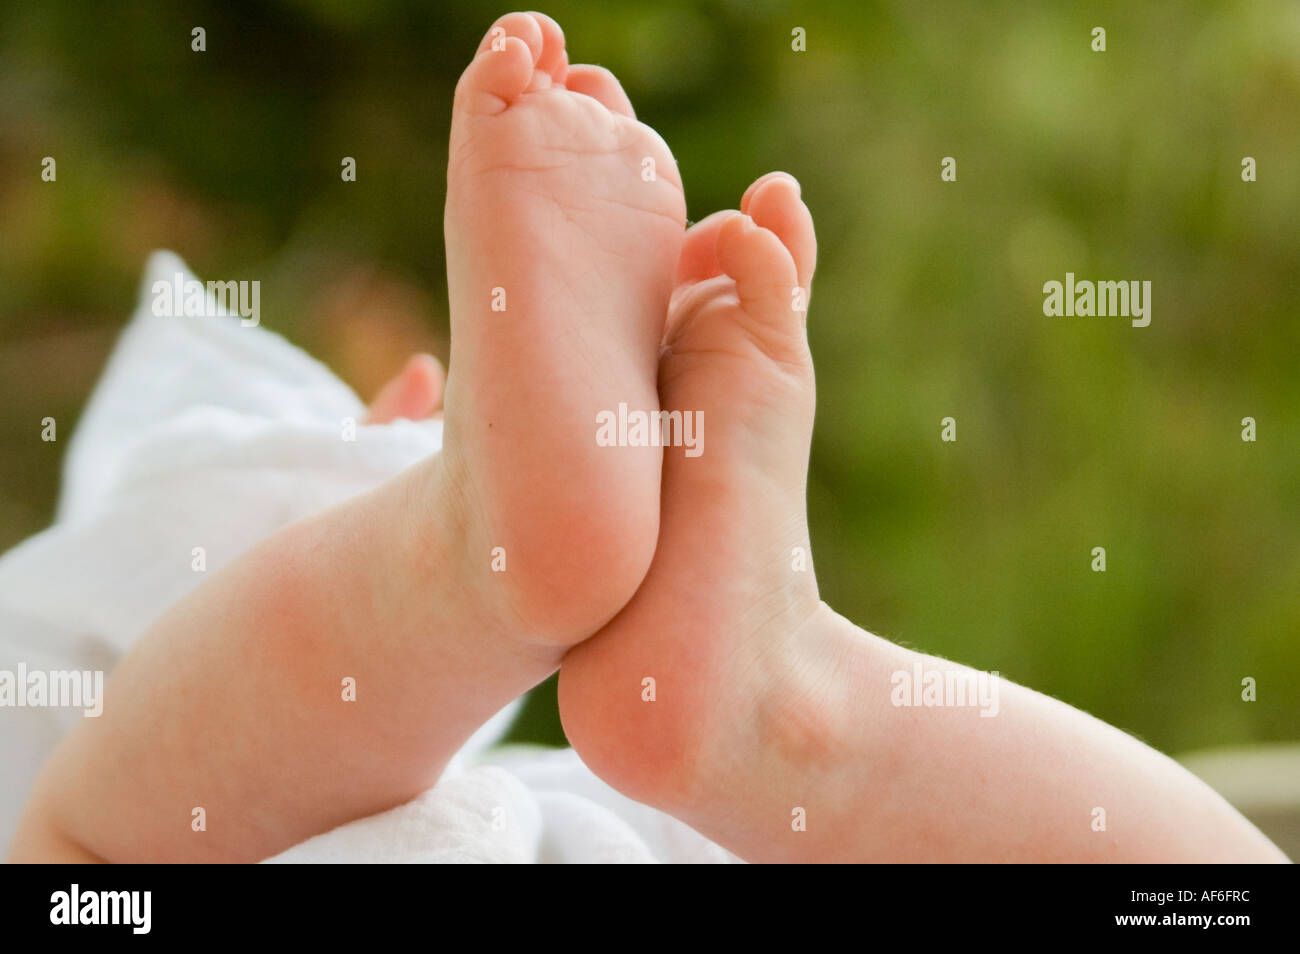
[559,174,1288,863]
[11,465,541,862]
[696,604,1287,862]
[10,11,684,863]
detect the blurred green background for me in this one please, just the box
[1,0,1297,755]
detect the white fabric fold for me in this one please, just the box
[0,251,736,863]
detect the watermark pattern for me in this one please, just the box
[0,664,103,717]
[151,271,261,327]
[596,402,703,458]
[890,661,1000,717]
[1043,272,1150,327]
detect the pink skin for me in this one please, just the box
[363,353,445,425]
[8,12,682,863]
[439,11,684,641]
[8,12,1284,865]
[558,173,1287,863]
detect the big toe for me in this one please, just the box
[742,173,817,293]
[454,12,568,116]
[708,174,816,350]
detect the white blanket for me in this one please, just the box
[0,251,736,863]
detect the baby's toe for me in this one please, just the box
[564,65,635,118]
[527,12,569,87]
[715,213,806,351]
[676,210,743,286]
[744,174,817,294]
[456,13,547,116]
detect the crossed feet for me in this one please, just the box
[381,13,1281,865]
[20,11,1282,867]
[378,12,834,854]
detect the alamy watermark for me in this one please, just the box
[0,664,103,717]
[890,661,1000,717]
[596,402,703,457]
[151,271,260,327]
[50,884,150,934]
[1043,272,1150,327]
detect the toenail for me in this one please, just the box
[772,173,801,195]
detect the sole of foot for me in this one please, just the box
[435,12,687,644]
[559,173,839,823]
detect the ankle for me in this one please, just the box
[426,438,661,645]
[673,602,887,861]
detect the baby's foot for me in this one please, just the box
[557,178,1289,864]
[558,173,834,830]
[10,20,688,863]
[436,12,686,641]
